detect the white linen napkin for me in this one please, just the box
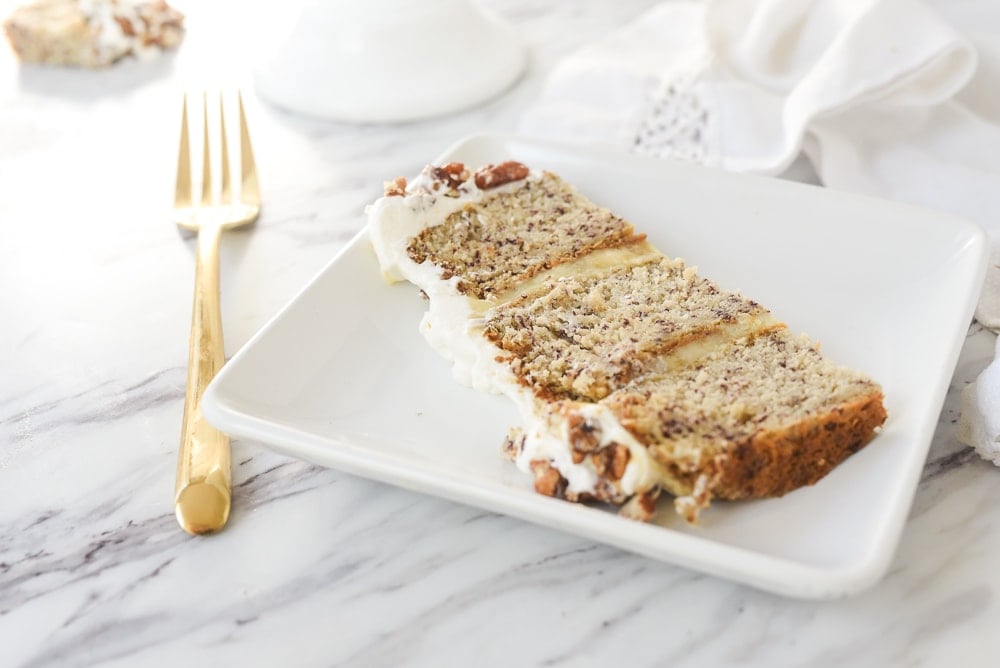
[519,0,1000,466]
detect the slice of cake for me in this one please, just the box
[3,0,184,68]
[367,161,886,522]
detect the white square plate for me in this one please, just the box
[203,134,987,599]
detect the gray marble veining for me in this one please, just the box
[3,1,1000,666]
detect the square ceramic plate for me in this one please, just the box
[203,133,987,599]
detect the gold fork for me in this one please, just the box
[173,91,260,535]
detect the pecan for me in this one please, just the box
[610,443,630,480]
[441,161,468,178]
[430,162,470,190]
[383,177,407,197]
[592,443,630,480]
[567,414,601,454]
[592,479,627,505]
[474,161,530,190]
[591,447,609,477]
[530,460,566,497]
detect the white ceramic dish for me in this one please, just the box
[202,134,987,599]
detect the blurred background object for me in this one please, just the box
[3,0,184,68]
[251,0,526,122]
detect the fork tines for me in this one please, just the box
[174,91,260,215]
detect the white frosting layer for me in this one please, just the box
[366,170,669,498]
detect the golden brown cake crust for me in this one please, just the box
[667,391,886,522]
[710,391,887,501]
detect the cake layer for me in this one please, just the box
[406,171,642,299]
[483,253,774,402]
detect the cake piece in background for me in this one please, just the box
[3,0,184,68]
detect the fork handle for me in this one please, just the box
[175,223,231,534]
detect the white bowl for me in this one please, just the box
[252,0,527,122]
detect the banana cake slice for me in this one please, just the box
[367,161,886,522]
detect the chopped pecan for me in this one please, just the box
[530,460,566,497]
[430,162,470,190]
[592,479,627,505]
[592,443,630,480]
[610,443,630,480]
[619,489,661,522]
[441,161,468,178]
[383,177,407,197]
[474,161,530,190]
[567,414,601,454]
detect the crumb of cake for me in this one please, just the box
[673,468,720,523]
[567,413,601,460]
[4,0,184,68]
[501,428,524,462]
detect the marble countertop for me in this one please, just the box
[3,1,1000,665]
